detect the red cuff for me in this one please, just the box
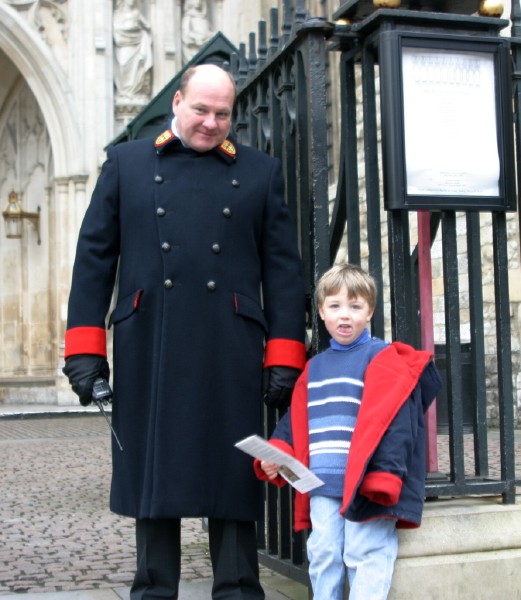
[359,471,402,506]
[264,339,306,370]
[64,327,107,359]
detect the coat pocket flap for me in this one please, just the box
[234,292,268,332]
[108,289,143,328]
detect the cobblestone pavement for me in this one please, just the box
[0,415,214,595]
[1,413,520,596]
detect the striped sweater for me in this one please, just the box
[308,333,387,498]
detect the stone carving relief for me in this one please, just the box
[181,0,214,65]
[29,0,68,47]
[5,0,68,67]
[113,0,153,101]
[5,0,69,46]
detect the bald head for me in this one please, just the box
[179,64,237,101]
[173,64,236,152]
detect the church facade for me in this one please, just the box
[0,0,289,403]
[0,0,519,420]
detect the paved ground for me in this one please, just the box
[0,411,308,599]
[0,407,520,599]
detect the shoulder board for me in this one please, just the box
[218,139,236,158]
[155,129,175,148]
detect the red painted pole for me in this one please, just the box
[417,210,439,473]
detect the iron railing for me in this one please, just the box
[229,0,519,584]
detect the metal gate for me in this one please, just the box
[229,0,519,583]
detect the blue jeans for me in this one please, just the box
[307,496,398,600]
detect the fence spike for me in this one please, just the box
[269,7,279,57]
[238,42,248,87]
[281,0,292,47]
[229,52,239,83]
[295,0,307,24]
[258,19,267,67]
[248,32,258,76]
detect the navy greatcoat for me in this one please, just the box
[64,131,306,522]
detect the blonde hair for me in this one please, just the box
[315,264,377,310]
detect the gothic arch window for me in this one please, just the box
[0,79,53,376]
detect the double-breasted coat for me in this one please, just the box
[64,130,307,522]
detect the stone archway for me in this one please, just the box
[0,3,82,403]
[0,3,80,176]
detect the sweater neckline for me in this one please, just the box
[329,329,371,352]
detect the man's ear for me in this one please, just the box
[172,91,181,112]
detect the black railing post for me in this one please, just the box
[295,18,334,352]
[329,55,360,265]
[492,211,516,503]
[466,212,489,476]
[360,43,385,339]
[511,1,521,247]
[441,211,465,481]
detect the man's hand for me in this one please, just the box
[263,366,301,410]
[62,354,110,406]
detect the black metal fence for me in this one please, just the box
[229,0,519,585]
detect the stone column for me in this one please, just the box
[54,175,88,404]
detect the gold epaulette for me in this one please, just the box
[217,139,236,158]
[155,129,175,148]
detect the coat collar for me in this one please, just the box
[154,129,237,164]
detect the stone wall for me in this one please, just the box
[0,0,519,418]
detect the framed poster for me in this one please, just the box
[379,32,516,211]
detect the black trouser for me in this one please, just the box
[130,517,265,600]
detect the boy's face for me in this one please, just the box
[319,286,374,346]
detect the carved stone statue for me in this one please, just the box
[113,0,153,100]
[181,0,213,65]
[11,0,69,66]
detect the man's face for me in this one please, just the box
[172,68,235,153]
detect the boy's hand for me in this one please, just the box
[260,461,279,480]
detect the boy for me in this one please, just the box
[254,263,442,600]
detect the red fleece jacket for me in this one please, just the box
[254,342,440,531]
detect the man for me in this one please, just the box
[62,64,306,599]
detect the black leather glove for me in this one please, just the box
[263,366,301,410]
[62,354,110,407]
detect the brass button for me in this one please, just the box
[164,279,173,289]
[223,208,232,218]
[162,242,171,252]
[232,179,240,187]
[155,175,164,183]
[211,243,221,254]
[157,207,166,216]
[207,280,217,291]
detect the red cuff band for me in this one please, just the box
[264,339,306,370]
[64,327,107,359]
[359,471,402,506]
